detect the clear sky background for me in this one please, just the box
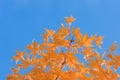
[0,0,120,79]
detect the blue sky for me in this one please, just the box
[0,0,120,79]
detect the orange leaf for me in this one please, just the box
[65,16,75,24]
[95,36,103,48]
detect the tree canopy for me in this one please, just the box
[7,16,120,80]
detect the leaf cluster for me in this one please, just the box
[7,17,120,80]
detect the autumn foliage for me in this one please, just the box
[7,16,120,80]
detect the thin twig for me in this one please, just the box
[55,57,66,80]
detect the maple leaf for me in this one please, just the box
[65,16,75,25]
[107,53,120,71]
[51,25,70,48]
[16,60,30,69]
[109,41,118,51]
[95,36,104,48]
[11,68,19,74]
[13,51,24,63]
[76,33,96,47]
[82,47,95,60]
[14,53,31,69]
[46,29,55,36]
[72,27,82,40]
[41,29,55,42]
[26,42,40,54]
[75,63,89,75]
